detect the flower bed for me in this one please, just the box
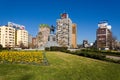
[0,51,45,65]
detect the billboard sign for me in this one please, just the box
[8,22,25,30]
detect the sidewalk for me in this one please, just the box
[106,55,120,60]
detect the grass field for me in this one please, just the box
[0,51,120,80]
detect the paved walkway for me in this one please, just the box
[106,55,120,60]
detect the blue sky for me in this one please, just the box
[0,0,120,44]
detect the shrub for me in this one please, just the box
[45,47,50,51]
[50,46,59,51]
[0,44,3,50]
[49,46,68,51]
[62,49,119,64]
[101,51,120,56]
[81,49,120,56]
[63,50,106,60]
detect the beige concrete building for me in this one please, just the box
[56,13,72,47]
[17,29,28,47]
[0,26,15,48]
[37,24,50,48]
[0,22,29,48]
[56,13,77,48]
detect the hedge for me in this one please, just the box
[45,46,68,51]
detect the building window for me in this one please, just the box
[99,38,105,40]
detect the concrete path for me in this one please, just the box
[106,55,120,60]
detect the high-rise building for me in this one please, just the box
[0,26,15,48]
[37,24,50,48]
[32,37,37,48]
[7,22,28,48]
[56,13,77,48]
[0,22,28,48]
[17,29,28,47]
[96,21,112,50]
[56,13,72,47]
[72,24,77,48]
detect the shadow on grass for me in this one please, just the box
[20,74,34,80]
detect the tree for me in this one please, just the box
[6,44,10,50]
[19,41,25,49]
[0,44,3,50]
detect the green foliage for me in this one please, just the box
[45,47,50,51]
[71,50,106,60]
[40,24,50,28]
[101,51,120,56]
[81,49,120,56]
[0,44,3,49]
[45,46,68,51]
[0,44,3,51]
[61,49,120,64]
[81,49,100,53]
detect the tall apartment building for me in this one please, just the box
[0,26,15,48]
[72,24,77,48]
[37,24,50,48]
[0,22,28,48]
[8,22,28,48]
[56,13,77,48]
[17,29,28,47]
[96,21,112,50]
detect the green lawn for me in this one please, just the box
[0,51,120,80]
